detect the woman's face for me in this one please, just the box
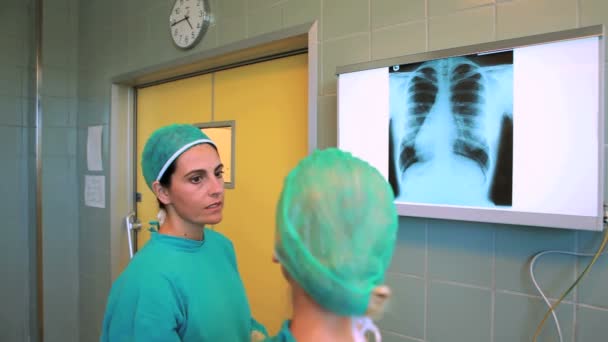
[166,144,225,225]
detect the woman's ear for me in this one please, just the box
[152,181,171,206]
[372,285,391,299]
[272,251,279,264]
[366,285,391,319]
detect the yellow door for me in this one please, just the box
[214,54,308,333]
[135,53,308,334]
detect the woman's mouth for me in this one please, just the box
[205,201,222,209]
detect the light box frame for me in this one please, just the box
[336,25,606,231]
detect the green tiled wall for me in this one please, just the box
[40,0,80,341]
[0,0,35,340]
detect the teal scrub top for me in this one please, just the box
[266,321,296,342]
[101,229,266,341]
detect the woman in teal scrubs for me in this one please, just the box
[101,124,267,341]
[269,148,399,342]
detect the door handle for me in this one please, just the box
[124,212,142,259]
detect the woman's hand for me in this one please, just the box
[251,330,266,341]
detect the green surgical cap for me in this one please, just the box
[275,148,398,316]
[141,124,215,191]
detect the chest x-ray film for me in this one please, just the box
[389,52,514,208]
[337,27,605,231]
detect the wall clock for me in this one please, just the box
[169,0,211,49]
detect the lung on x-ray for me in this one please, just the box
[388,52,514,208]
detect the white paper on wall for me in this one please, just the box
[87,125,103,171]
[84,175,105,208]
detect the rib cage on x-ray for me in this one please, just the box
[390,55,513,207]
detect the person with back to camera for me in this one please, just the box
[101,124,267,341]
[268,148,399,342]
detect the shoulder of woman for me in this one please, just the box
[206,229,234,248]
[118,247,185,290]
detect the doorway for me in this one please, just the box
[133,53,308,333]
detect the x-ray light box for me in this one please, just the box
[337,26,605,231]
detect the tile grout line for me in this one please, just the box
[245,0,249,38]
[383,328,426,342]
[368,0,371,61]
[577,302,608,312]
[424,0,429,52]
[431,278,492,291]
[496,289,587,308]
[386,272,426,281]
[492,1,497,42]
[322,31,370,44]
[576,0,581,28]
[280,1,285,29]
[490,227,496,342]
[423,219,429,341]
[372,19,428,33]
[572,231,579,342]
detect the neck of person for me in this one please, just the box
[158,207,205,241]
[289,283,354,342]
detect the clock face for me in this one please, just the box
[169,0,210,49]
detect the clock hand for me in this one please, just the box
[185,15,193,29]
[171,16,187,26]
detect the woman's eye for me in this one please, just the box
[190,176,202,183]
[216,170,224,178]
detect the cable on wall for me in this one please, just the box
[530,220,608,342]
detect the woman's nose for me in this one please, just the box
[209,175,224,196]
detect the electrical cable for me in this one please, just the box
[530,224,608,341]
